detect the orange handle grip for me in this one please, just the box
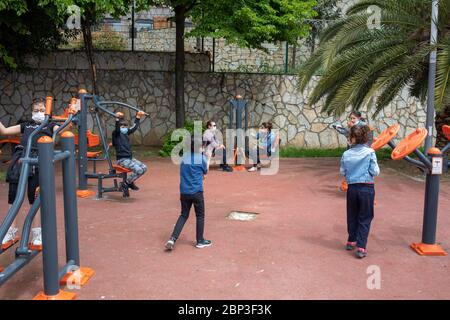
[45,96,53,115]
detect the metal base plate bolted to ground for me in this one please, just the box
[227,211,259,221]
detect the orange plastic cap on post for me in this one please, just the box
[427,147,442,155]
[371,124,400,151]
[443,125,450,141]
[391,128,427,161]
[60,131,74,138]
[45,96,53,115]
[38,136,53,144]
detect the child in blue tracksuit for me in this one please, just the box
[165,135,212,250]
[340,125,380,258]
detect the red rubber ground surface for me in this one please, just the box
[0,158,449,299]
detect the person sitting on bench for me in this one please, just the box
[112,111,148,196]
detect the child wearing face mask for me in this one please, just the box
[112,111,148,197]
[0,97,61,247]
[202,120,233,172]
[248,122,277,172]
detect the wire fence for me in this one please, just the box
[61,16,331,75]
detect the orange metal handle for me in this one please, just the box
[443,125,450,141]
[45,96,53,115]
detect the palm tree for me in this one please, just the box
[298,0,450,148]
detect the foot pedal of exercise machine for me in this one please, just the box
[33,290,77,300]
[1,235,20,250]
[77,189,96,198]
[60,267,95,287]
[28,243,43,251]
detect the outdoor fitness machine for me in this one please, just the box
[371,123,450,256]
[76,89,149,199]
[0,97,94,299]
[228,95,249,171]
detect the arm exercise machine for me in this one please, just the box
[371,124,449,256]
[0,97,94,299]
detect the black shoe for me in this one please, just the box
[128,182,140,191]
[222,165,233,172]
[355,248,367,258]
[120,182,130,198]
[195,239,212,248]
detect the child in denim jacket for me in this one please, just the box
[340,125,380,258]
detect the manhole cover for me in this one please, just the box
[227,211,259,221]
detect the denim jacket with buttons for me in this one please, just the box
[340,144,380,184]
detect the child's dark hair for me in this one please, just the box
[206,120,214,128]
[31,97,45,108]
[350,111,362,118]
[349,125,369,145]
[261,122,273,132]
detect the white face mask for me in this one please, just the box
[32,112,45,123]
[120,127,128,135]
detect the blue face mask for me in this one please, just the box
[120,127,128,135]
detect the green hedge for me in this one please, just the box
[159,121,206,157]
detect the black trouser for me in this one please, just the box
[252,146,271,167]
[8,170,40,205]
[346,183,375,249]
[171,192,205,243]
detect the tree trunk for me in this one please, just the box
[435,103,450,151]
[174,5,186,128]
[82,16,98,95]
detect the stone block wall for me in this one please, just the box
[0,51,426,148]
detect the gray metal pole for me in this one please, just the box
[131,0,135,52]
[61,132,80,266]
[424,0,439,152]
[78,93,89,191]
[37,136,59,296]
[422,172,440,244]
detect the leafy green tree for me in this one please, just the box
[0,0,74,68]
[298,0,450,147]
[70,0,135,94]
[305,0,341,54]
[144,0,317,128]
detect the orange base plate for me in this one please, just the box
[33,290,77,300]
[77,189,96,198]
[1,236,20,250]
[410,242,447,256]
[233,165,247,171]
[28,243,42,251]
[60,267,95,287]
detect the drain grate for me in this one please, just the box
[227,211,259,221]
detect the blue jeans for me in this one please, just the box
[346,184,375,249]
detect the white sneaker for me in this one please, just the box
[165,239,175,251]
[247,166,258,172]
[2,227,18,245]
[31,227,42,247]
